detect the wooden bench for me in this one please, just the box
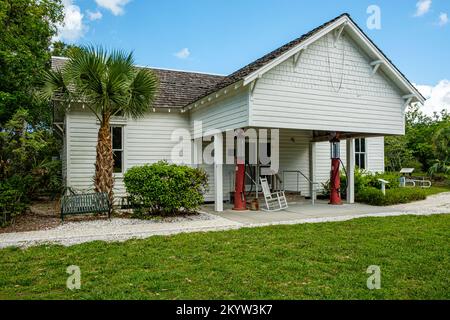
[60,192,111,221]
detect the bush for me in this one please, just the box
[333,169,400,199]
[355,187,385,206]
[0,182,28,227]
[124,161,208,217]
[356,187,426,206]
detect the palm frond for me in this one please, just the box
[124,68,159,119]
[38,68,71,102]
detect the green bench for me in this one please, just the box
[60,192,111,221]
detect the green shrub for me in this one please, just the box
[0,182,28,227]
[356,187,426,206]
[355,187,385,206]
[124,161,208,216]
[337,169,400,199]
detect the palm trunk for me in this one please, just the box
[95,112,114,205]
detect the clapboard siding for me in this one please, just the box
[126,113,190,167]
[66,108,97,194]
[201,164,235,202]
[190,89,249,137]
[61,118,68,186]
[367,137,385,172]
[251,33,405,135]
[66,107,191,201]
[278,129,311,196]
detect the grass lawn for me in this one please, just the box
[0,214,449,300]
[422,185,450,196]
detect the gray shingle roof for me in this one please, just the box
[150,68,224,108]
[51,57,224,108]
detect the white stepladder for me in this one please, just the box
[260,177,288,212]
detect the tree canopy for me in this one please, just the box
[385,104,450,173]
[0,0,63,126]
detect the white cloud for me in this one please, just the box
[438,12,449,26]
[174,48,191,59]
[95,0,131,16]
[55,0,87,42]
[415,80,450,115]
[87,10,103,21]
[414,0,432,17]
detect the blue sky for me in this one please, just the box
[58,0,450,114]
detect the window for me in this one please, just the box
[355,138,366,169]
[111,126,123,173]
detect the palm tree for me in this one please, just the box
[40,46,158,202]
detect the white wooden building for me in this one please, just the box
[53,14,424,211]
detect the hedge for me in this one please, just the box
[356,187,427,206]
[124,161,208,217]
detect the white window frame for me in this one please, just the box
[355,138,367,170]
[111,125,124,174]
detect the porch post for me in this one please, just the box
[346,138,355,204]
[309,141,317,204]
[193,138,202,166]
[214,133,223,212]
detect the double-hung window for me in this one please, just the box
[111,126,123,173]
[355,138,366,169]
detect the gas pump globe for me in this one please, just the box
[329,135,342,205]
[330,138,340,160]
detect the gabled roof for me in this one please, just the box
[186,13,425,107]
[52,13,425,110]
[51,56,224,108]
[190,13,348,103]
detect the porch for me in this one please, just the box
[195,127,383,212]
[201,198,393,225]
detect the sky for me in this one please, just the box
[56,0,450,115]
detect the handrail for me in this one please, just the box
[283,170,319,205]
[283,170,319,186]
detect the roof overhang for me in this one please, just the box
[242,15,425,105]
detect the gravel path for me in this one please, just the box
[1,192,449,249]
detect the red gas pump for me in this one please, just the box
[329,135,342,205]
[233,130,247,211]
[233,162,247,210]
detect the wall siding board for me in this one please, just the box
[190,90,249,137]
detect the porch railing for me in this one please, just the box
[283,170,319,205]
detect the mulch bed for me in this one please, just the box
[0,200,111,234]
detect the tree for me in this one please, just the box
[432,121,450,160]
[40,47,159,202]
[384,104,450,173]
[0,0,63,126]
[51,41,81,57]
[429,121,450,176]
[384,136,417,172]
